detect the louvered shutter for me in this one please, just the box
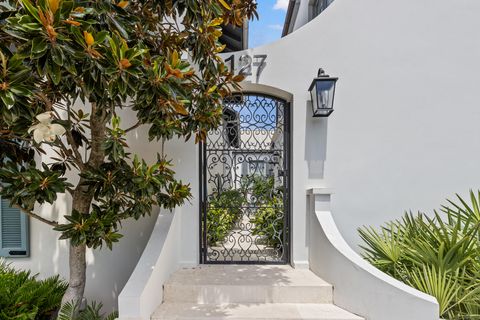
[0,197,29,257]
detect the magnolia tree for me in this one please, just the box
[0,0,256,305]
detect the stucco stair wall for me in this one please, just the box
[152,265,363,320]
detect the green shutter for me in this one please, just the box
[0,197,29,257]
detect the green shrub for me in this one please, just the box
[0,260,68,320]
[247,175,285,249]
[214,189,245,212]
[251,197,284,248]
[251,176,275,204]
[359,191,480,319]
[206,206,235,245]
[206,189,244,245]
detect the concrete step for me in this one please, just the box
[164,265,333,304]
[152,303,364,320]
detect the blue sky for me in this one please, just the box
[248,0,288,48]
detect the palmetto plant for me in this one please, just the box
[359,191,480,319]
[0,259,68,319]
[58,300,117,320]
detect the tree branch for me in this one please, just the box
[0,132,32,142]
[66,186,75,196]
[64,131,86,170]
[57,140,85,171]
[13,204,59,227]
[125,121,142,133]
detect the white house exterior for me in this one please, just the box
[4,0,480,318]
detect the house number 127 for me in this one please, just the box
[224,54,267,80]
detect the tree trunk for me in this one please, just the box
[61,102,107,308]
[61,243,87,306]
[61,186,93,307]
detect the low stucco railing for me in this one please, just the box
[307,188,439,320]
[117,210,180,320]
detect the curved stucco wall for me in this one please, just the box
[308,189,439,320]
[118,210,181,320]
[219,0,480,260]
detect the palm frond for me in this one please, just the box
[359,191,480,319]
[58,301,80,320]
[405,265,460,316]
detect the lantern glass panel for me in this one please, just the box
[315,80,335,112]
[310,85,319,113]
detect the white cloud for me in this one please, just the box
[268,24,283,31]
[273,0,289,11]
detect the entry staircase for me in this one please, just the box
[152,265,363,320]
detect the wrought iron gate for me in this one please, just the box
[200,93,290,264]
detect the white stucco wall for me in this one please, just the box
[163,138,200,267]
[218,0,480,258]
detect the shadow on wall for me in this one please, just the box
[85,211,159,313]
[304,101,328,180]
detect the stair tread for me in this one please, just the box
[166,265,332,287]
[152,303,364,320]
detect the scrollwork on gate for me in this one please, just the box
[201,93,289,264]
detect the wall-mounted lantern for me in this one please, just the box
[308,68,338,117]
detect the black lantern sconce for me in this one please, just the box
[308,68,338,117]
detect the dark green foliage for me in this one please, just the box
[0,160,72,211]
[206,189,244,244]
[0,260,68,320]
[251,197,284,248]
[239,175,276,204]
[359,191,480,319]
[213,189,245,210]
[251,176,275,204]
[54,153,191,249]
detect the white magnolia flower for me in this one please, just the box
[28,111,66,143]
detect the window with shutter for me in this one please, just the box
[0,197,29,257]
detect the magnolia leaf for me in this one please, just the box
[30,37,47,58]
[232,74,245,82]
[19,0,41,23]
[218,0,231,10]
[0,91,15,109]
[210,17,223,27]
[83,31,94,46]
[174,103,189,116]
[171,50,179,66]
[48,0,60,15]
[117,1,128,8]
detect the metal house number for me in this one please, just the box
[224,54,267,82]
